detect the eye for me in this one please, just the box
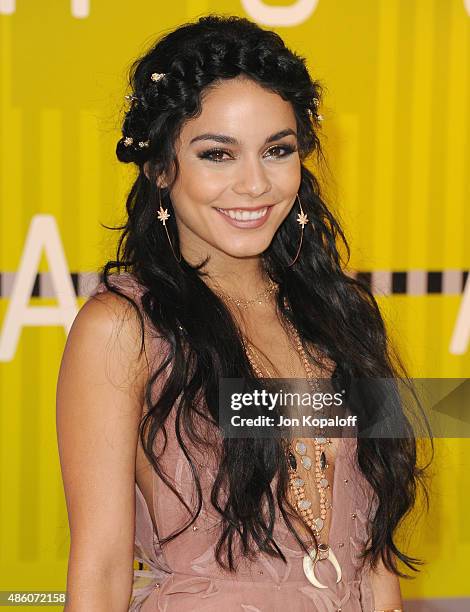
[265,144,297,158]
[197,148,232,163]
[196,143,298,164]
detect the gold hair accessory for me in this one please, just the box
[122,136,150,149]
[121,72,167,148]
[307,97,323,122]
[156,188,181,263]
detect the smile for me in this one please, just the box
[216,207,268,221]
[214,205,274,229]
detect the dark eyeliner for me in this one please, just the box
[197,148,231,162]
[197,144,297,162]
[270,144,297,156]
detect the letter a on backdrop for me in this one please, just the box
[0,214,78,362]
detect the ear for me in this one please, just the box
[143,161,168,189]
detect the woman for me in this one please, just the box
[56,14,430,612]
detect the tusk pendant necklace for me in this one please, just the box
[241,302,342,589]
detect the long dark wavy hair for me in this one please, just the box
[99,14,433,579]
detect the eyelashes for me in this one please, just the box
[197,144,298,163]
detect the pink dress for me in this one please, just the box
[90,273,378,611]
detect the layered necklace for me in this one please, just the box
[223,278,278,310]
[219,279,342,589]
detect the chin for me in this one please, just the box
[217,239,273,259]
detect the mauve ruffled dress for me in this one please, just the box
[90,273,377,611]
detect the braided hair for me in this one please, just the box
[116,15,323,167]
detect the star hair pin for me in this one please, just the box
[307,109,324,122]
[120,72,167,152]
[122,136,150,148]
[307,97,323,122]
[151,72,166,82]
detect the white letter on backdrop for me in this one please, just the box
[0,0,15,14]
[2,1,468,19]
[71,0,89,18]
[450,277,470,355]
[0,1,90,17]
[0,214,78,362]
[241,0,319,27]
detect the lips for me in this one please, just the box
[217,207,268,221]
[214,204,273,229]
[217,204,270,211]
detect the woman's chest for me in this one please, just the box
[240,313,333,380]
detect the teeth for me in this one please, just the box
[217,207,268,221]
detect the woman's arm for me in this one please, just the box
[56,291,149,611]
[369,554,404,611]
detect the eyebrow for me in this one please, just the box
[189,128,297,146]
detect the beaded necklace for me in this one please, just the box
[242,299,343,589]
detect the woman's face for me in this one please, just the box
[161,75,301,261]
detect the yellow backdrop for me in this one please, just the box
[1,1,469,610]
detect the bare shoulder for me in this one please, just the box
[56,285,151,597]
[71,286,151,397]
[82,278,146,337]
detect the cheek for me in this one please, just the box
[276,163,301,193]
[171,161,226,212]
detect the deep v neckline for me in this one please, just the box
[327,435,346,543]
[135,434,349,549]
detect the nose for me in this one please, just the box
[232,155,272,198]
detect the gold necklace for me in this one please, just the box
[242,313,342,589]
[214,278,278,310]
[243,341,276,377]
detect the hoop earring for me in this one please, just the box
[286,194,310,267]
[156,188,182,263]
